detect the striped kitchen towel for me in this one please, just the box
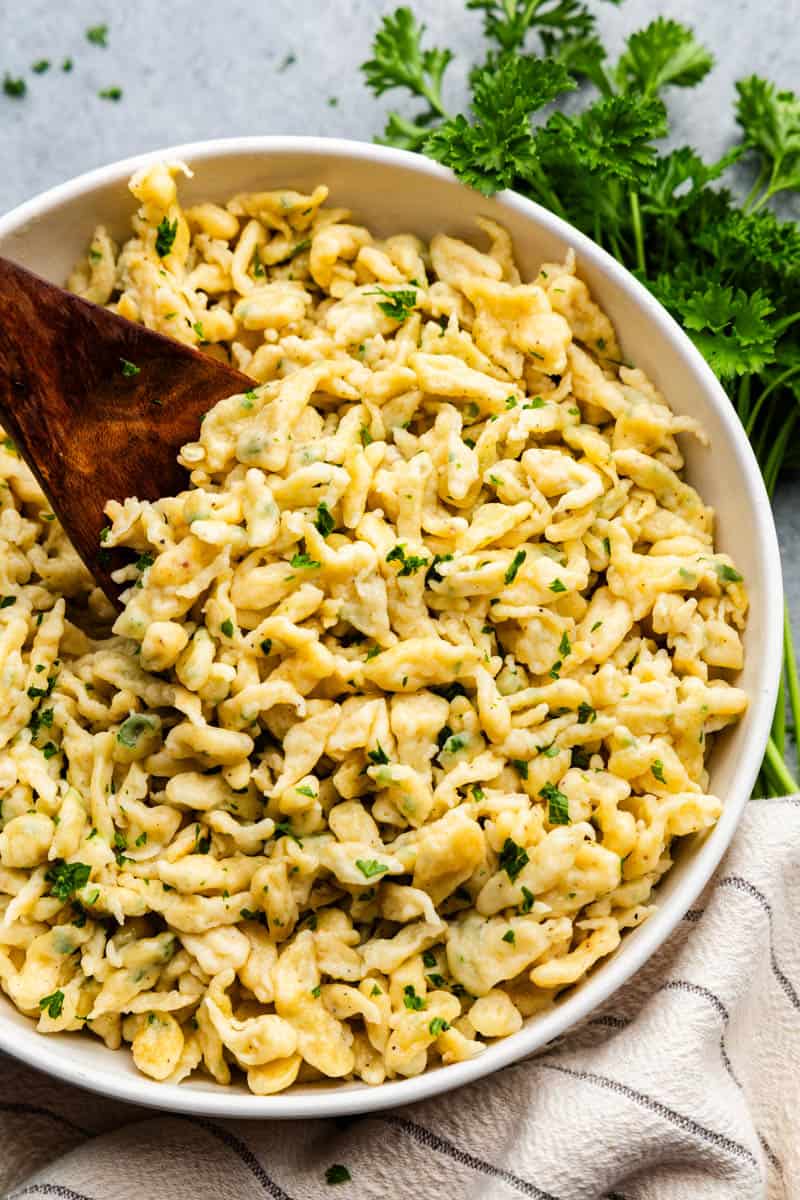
[0,796,797,1200]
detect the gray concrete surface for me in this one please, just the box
[1,0,799,644]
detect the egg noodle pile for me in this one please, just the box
[0,163,747,1094]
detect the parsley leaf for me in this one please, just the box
[290,552,321,569]
[368,285,419,321]
[39,990,64,1018]
[325,1164,352,1186]
[615,19,713,98]
[426,56,574,195]
[498,836,529,882]
[45,861,91,901]
[651,759,667,783]
[155,216,178,258]
[652,276,778,377]
[736,76,800,205]
[403,984,426,1010]
[505,549,526,585]
[467,0,597,57]
[355,859,390,878]
[386,543,429,575]
[540,781,570,824]
[714,561,743,584]
[362,6,452,147]
[86,24,109,46]
[314,501,335,538]
[3,75,26,98]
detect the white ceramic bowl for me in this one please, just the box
[0,136,782,1118]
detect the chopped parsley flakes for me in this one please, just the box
[314,501,335,537]
[504,549,526,585]
[86,23,109,46]
[325,1164,351,1185]
[39,990,64,1018]
[651,759,666,783]
[368,284,418,321]
[355,858,390,879]
[714,561,743,584]
[540,781,570,825]
[498,837,529,882]
[3,75,26,98]
[386,543,428,576]
[155,216,178,258]
[45,860,90,901]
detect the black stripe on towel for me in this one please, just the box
[0,1103,92,1138]
[717,876,800,1011]
[185,1118,294,1200]
[386,1115,561,1200]
[10,1186,95,1200]
[537,1062,760,1170]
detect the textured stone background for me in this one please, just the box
[1,0,798,632]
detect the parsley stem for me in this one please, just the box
[772,658,786,758]
[526,164,567,220]
[743,161,770,212]
[420,81,449,119]
[784,602,800,768]
[764,410,798,496]
[736,375,751,424]
[763,736,799,794]
[629,191,645,273]
[773,311,800,336]
[744,365,800,436]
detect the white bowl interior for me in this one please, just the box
[0,139,782,1117]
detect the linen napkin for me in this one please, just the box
[1,796,797,1200]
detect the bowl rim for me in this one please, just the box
[0,134,783,1119]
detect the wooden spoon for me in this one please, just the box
[0,256,252,602]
